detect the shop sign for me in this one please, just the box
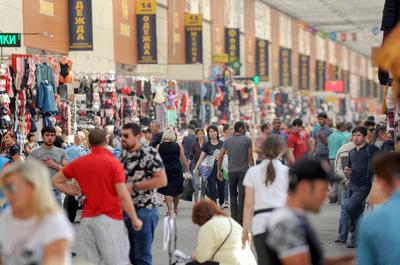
[369,79,375,98]
[0,33,21,48]
[68,0,93,51]
[136,0,157,64]
[185,13,203,64]
[225,28,240,75]
[279,47,292,87]
[360,77,367,97]
[212,54,228,63]
[255,39,269,81]
[316,60,326,91]
[373,81,378,98]
[298,54,310,90]
[332,65,339,80]
[325,80,344,93]
[341,70,350,93]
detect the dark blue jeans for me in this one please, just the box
[124,207,159,265]
[207,166,225,206]
[338,186,350,241]
[345,184,370,244]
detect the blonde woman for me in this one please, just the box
[157,128,189,216]
[0,160,74,265]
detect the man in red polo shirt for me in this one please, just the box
[287,119,306,165]
[53,128,142,265]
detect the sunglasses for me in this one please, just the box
[2,183,17,194]
[120,133,132,138]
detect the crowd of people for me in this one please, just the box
[0,113,399,265]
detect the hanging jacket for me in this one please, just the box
[37,82,55,112]
[36,63,56,92]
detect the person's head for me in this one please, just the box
[188,125,196,135]
[373,152,400,198]
[336,122,346,132]
[351,126,368,146]
[162,128,176,142]
[376,126,387,141]
[272,118,282,131]
[88,128,108,147]
[121,123,142,151]
[54,126,62,136]
[364,120,376,138]
[292,119,303,134]
[261,123,271,135]
[2,131,16,147]
[207,125,219,141]
[234,121,246,134]
[395,136,400,152]
[0,160,59,219]
[27,133,36,143]
[317,112,328,127]
[196,128,205,142]
[74,131,87,147]
[150,121,161,134]
[41,126,56,147]
[192,199,227,226]
[223,124,234,138]
[263,135,286,186]
[142,128,152,142]
[345,122,353,132]
[288,159,331,213]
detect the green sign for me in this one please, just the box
[0,33,21,48]
[229,60,242,75]
[252,75,260,85]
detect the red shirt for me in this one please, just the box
[288,133,306,161]
[62,147,125,220]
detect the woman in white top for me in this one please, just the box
[242,135,289,264]
[0,160,74,265]
[188,199,256,265]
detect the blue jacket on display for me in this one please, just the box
[38,82,55,112]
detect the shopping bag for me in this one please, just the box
[199,155,215,179]
[182,179,195,202]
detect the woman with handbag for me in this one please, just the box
[194,126,225,208]
[242,135,289,264]
[187,199,256,265]
[158,128,189,216]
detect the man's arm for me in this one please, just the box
[114,183,142,230]
[216,148,226,180]
[288,148,295,165]
[52,171,81,196]
[281,253,311,265]
[133,169,167,191]
[248,147,255,166]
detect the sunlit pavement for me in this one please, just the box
[72,201,354,264]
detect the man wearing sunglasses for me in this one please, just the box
[120,122,167,265]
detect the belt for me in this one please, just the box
[253,207,276,216]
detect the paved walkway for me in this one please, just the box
[72,201,355,264]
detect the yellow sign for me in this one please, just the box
[185,14,203,27]
[40,0,54,16]
[136,0,156,15]
[212,54,228,63]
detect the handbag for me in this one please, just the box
[182,179,195,202]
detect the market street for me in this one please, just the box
[72,201,355,265]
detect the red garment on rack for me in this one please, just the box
[11,54,32,73]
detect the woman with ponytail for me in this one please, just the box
[242,135,289,264]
